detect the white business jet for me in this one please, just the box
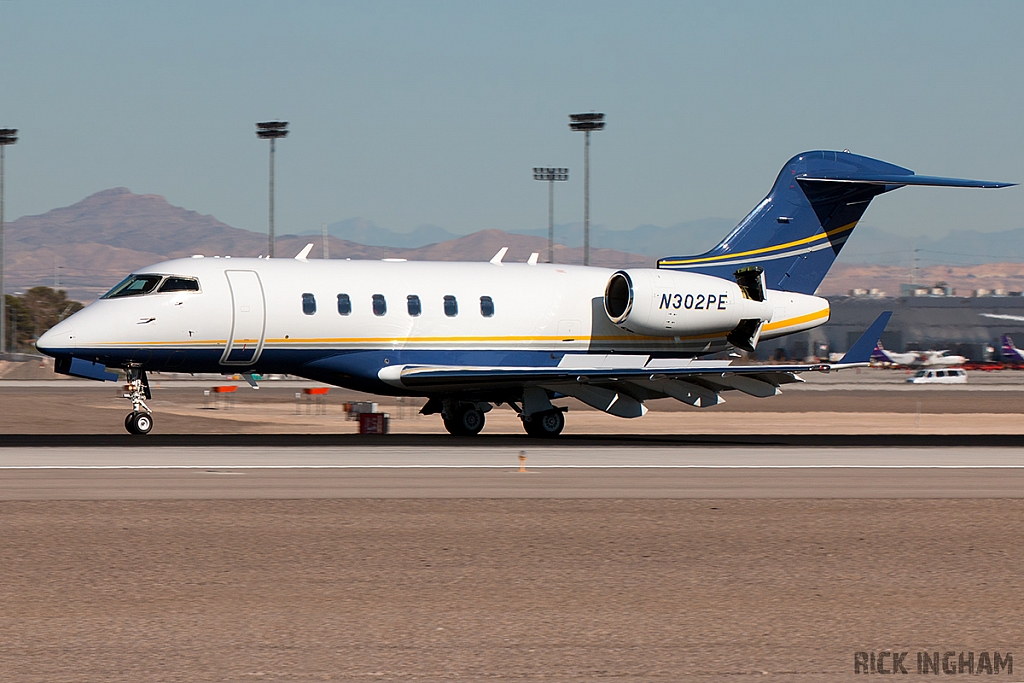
[36,150,1011,435]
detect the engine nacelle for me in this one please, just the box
[603,269,772,338]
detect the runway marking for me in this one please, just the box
[4,465,1024,470]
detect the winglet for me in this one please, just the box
[838,311,893,364]
[490,247,509,265]
[527,252,539,265]
[295,243,314,261]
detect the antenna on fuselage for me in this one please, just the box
[294,243,314,261]
[490,247,509,265]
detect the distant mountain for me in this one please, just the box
[838,224,1024,267]
[319,218,461,249]
[6,187,1022,303]
[4,189,651,302]
[310,217,736,257]
[314,216,1024,267]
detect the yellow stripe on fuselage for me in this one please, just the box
[658,222,857,266]
[93,310,829,350]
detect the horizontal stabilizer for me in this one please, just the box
[838,311,893,365]
[798,173,1014,189]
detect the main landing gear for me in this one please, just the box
[424,397,566,438]
[442,403,487,436]
[520,408,565,438]
[122,367,154,435]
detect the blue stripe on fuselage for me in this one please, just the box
[47,346,573,396]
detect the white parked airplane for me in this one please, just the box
[871,343,967,368]
[36,150,1011,435]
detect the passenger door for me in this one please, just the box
[220,270,266,365]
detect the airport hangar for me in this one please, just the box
[757,294,1024,362]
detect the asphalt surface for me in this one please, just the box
[3,445,1023,499]
[3,375,1022,681]
[3,498,1021,682]
[5,432,1024,447]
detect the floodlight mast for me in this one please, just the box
[532,167,568,263]
[569,113,604,266]
[0,128,17,355]
[256,121,288,257]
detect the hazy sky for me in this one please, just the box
[1,1,1021,243]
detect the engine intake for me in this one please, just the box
[604,271,633,323]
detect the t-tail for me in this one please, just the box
[870,343,891,364]
[1002,335,1024,363]
[658,151,1013,295]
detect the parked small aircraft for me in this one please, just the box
[36,150,1011,435]
[978,316,1024,363]
[1001,334,1024,363]
[872,342,967,368]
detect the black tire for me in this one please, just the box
[444,405,485,436]
[522,409,564,438]
[130,411,154,435]
[125,412,138,434]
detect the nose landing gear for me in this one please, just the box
[122,367,154,435]
[125,410,154,435]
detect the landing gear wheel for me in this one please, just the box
[443,405,485,436]
[126,411,153,435]
[522,409,565,438]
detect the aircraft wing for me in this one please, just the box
[981,313,1024,323]
[382,313,891,415]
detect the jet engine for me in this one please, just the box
[603,268,773,348]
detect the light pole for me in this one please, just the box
[569,113,604,266]
[256,121,288,257]
[532,167,568,263]
[0,128,17,355]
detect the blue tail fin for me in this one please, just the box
[1002,335,1024,362]
[838,312,892,365]
[658,151,1013,295]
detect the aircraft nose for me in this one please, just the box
[36,320,76,356]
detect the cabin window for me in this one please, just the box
[302,293,317,315]
[372,294,387,316]
[936,370,946,377]
[407,295,422,317]
[443,295,458,317]
[337,294,351,315]
[480,296,494,317]
[102,274,163,299]
[158,277,200,293]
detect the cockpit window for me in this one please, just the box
[158,277,200,293]
[102,274,163,299]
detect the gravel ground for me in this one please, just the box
[5,384,1024,435]
[1,499,1021,682]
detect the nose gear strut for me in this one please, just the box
[123,366,154,435]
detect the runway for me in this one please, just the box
[5,431,1024,447]
[3,445,1023,499]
